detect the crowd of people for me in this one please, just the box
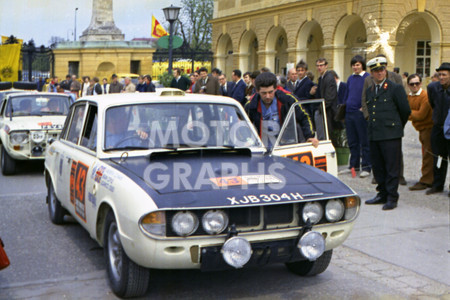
[184,56,449,210]
[31,56,450,210]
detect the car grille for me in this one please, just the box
[165,202,318,237]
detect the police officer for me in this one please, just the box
[364,57,411,210]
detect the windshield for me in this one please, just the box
[6,95,71,117]
[104,103,261,150]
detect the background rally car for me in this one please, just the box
[44,92,360,298]
[0,91,73,175]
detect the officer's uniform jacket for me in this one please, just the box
[365,79,411,141]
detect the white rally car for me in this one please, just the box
[0,92,73,175]
[44,91,359,297]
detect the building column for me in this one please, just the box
[258,50,276,72]
[214,54,227,74]
[237,52,250,72]
[331,44,346,79]
[429,42,442,73]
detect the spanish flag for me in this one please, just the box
[151,15,169,38]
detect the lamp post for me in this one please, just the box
[163,5,181,75]
[74,7,78,41]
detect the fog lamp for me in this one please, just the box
[221,237,252,268]
[298,231,325,261]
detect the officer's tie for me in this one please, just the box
[375,84,381,94]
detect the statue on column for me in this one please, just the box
[80,0,124,41]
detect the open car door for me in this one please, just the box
[271,99,338,177]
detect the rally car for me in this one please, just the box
[44,92,360,297]
[0,91,73,175]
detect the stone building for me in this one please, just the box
[53,0,155,81]
[210,0,449,81]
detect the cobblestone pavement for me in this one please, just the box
[336,122,450,299]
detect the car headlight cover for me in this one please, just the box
[31,131,46,143]
[171,211,199,236]
[140,212,166,236]
[298,231,325,261]
[202,210,229,235]
[10,131,29,145]
[221,237,252,268]
[325,199,345,222]
[302,202,323,224]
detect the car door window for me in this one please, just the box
[80,105,98,151]
[66,104,86,144]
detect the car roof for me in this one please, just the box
[77,91,241,110]
[7,92,71,98]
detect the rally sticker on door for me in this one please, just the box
[70,160,89,222]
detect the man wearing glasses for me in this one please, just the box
[364,57,410,210]
[406,74,433,191]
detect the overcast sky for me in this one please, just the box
[0,0,182,46]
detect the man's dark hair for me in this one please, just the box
[296,59,308,70]
[350,55,366,70]
[255,72,277,90]
[173,68,181,75]
[211,68,221,75]
[316,57,328,65]
[393,67,400,73]
[111,74,117,79]
[243,71,251,78]
[250,70,260,79]
[66,74,71,79]
[198,67,208,74]
[407,73,422,84]
[403,72,409,77]
[232,69,242,78]
[144,74,152,81]
[260,67,271,73]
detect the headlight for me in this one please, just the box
[202,210,228,235]
[140,212,166,236]
[10,131,29,145]
[221,237,252,268]
[171,211,199,236]
[325,199,345,222]
[344,196,359,220]
[31,131,46,143]
[302,202,323,224]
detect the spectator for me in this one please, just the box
[343,55,371,178]
[243,71,253,99]
[170,68,190,91]
[330,70,347,105]
[194,67,220,95]
[245,72,318,148]
[101,78,110,94]
[402,72,409,93]
[218,73,234,97]
[81,76,91,96]
[285,68,298,92]
[310,58,340,143]
[60,74,72,91]
[70,75,81,99]
[431,72,439,82]
[211,68,222,78]
[143,75,155,92]
[249,70,260,97]
[229,69,247,106]
[187,72,198,93]
[109,74,124,94]
[122,77,136,93]
[364,56,410,210]
[426,62,450,195]
[48,76,59,93]
[136,76,145,92]
[406,74,433,191]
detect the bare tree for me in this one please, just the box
[172,0,213,51]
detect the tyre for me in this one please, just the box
[285,250,333,276]
[47,180,66,224]
[12,81,37,90]
[104,210,150,298]
[0,82,12,90]
[1,146,16,175]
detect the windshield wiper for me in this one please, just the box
[41,111,64,115]
[104,146,149,151]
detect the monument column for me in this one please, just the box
[80,0,124,41]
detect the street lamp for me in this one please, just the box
[162,5,181,75]
[74,7,78,42]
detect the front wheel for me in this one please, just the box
[104,210,150,298]
[285,249,333,276]
[1,146,16,175]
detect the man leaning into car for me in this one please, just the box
[245,72,319,148]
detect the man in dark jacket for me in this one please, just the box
[218,73,234,97]
[170,68,191,91]
[143,75,156,92]
[193,67,220,95]
[245,72,318,148]
[109,74,124,94]
[364,57,411,210]
[426,62,450,195]
[229,69,247,106]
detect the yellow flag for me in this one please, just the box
[0,44,21,81]
[151,15,169,38]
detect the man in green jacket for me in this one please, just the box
[364,56,411,210]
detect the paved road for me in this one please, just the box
[0,123,449,299]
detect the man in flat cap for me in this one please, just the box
[364,56,411,210]
[426,62,450,196]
